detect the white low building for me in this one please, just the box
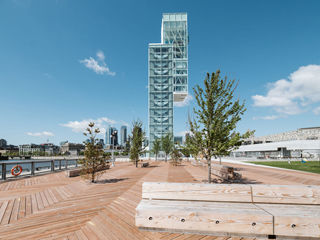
[231,127,320,158]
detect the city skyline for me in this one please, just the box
[1,0,320,146]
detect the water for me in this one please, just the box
[0,159,77,175]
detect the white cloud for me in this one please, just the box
[121,121,130,127]
[253,115,279,120]
[176,130,191,136]
[60,117,118,135]
[79,51,115,76]
[145,85,149,88]
[45,73,51,78]
[26,132,55,137]
[96,50,105,61]
[313,106,320,115]
[174,93,194,107]
[252,64,320,115]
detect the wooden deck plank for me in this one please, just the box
[0,201,9,223]
[48,189,60,203]
[31,193,39,213]
[1,199,14,225]
[10,198,20,222]
[51,188,65,202]
[75,229,89,240]
[40,191,50,207]
[35,192,45,210]
[81,225,99,240]
[86,221,109,240]
[18,196,26,219]
[25,195,32,215]
[44,190,55,205]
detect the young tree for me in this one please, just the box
[170,146,182,166]
[129,119,147,168]
[180,133,200,161]
[151,138,162,161]
[161,133,174,163]
[78,122,110,183]
[189,70,251,183]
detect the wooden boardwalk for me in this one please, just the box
[0,160,319,240]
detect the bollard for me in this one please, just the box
[59,160,61,170]
[65,160,68,169]
[51,160,54,172]
[31,162,35,175]
[1,163,6,180]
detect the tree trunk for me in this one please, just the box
[91,172,95,183]
[155,154,157,161]
[136,159,138,168]
[219,155,221,165]
[208,158,211,183]
[165,154,167,162]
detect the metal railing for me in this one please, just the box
[0,159,78,181]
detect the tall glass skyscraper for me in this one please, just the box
[120,125,127,146]
[149,13,188,155]
[106,126,118,146]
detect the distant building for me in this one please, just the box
[19,143,59,155]
[0,139,7,148]
[98,139,104,147]
[174,136,183,144]
[231,127,320,158]
[60,143,85,155]
[85,139,93,144]
[60,141,68,147]
[19,143,44,155]
[40,143,60,155]
[120,126,127,146]
[106,126,118,146]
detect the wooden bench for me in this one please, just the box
[211,163,241,181]
[136,182,320,239]
[65,165,110,177]
[141,162,149,168]
[190,159,206,167]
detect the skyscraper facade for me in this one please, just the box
[148,13,188,155]
[106,126,118,146]
[121,125,127,146]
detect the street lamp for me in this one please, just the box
[111,130,117,167]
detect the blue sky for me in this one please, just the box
[1,0,320,146]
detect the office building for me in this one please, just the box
[174,136,183,144]
[0,139,7,148]
[231,127,320,158]
[59,141,68,147]
[98,139,104,147]
[121,125,127,146]
[60,143,85,155]
[106,126,118,146]
[148,13,189,155]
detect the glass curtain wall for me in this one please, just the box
[149,13,188,156]
[149,44,173,154]
[162,13,188,93]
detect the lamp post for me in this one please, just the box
[111,130,117,167]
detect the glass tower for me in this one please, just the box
[149,13,188,155]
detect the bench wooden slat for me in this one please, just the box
[142,182,252,202]
[257,204,320,237]
[252,185,320,204]
[136,199,273,236]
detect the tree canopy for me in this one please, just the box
[161,132,174,162]
[78,122,109,183]
[151,137,162,161]
[129,119,147,167]
[188,70,251,183]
